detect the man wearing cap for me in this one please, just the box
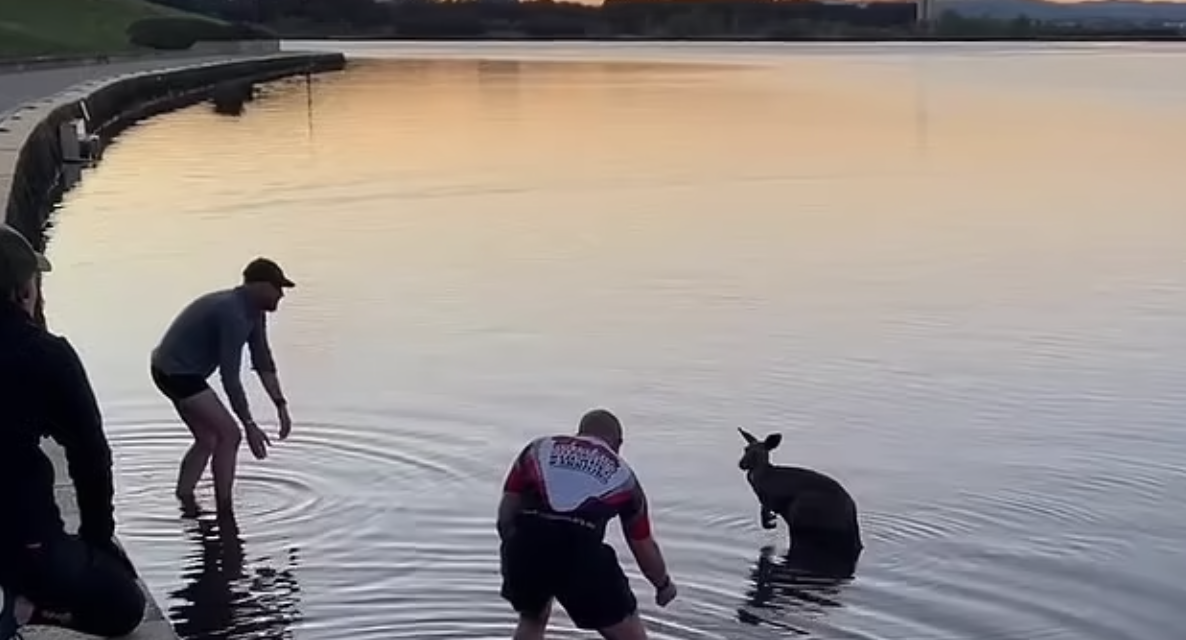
[0,224,146,639]
[149,257,296,514]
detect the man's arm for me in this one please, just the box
[42,336,115,545]
[497,443,534,541]
[247,315,286,407]
[620,481,672,592]
[217,318,255,429]
[497,492,522,542]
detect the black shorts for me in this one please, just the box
[150,365,209,403]
[499,520,637,630]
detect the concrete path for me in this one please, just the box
[0,55,241,124]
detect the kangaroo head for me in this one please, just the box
[738,427,783,471]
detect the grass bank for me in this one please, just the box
[0,0,219,58]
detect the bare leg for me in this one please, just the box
[211,432,242,515]
[176,390,242,514]
[514,600,551,640]
[174,440,212,500]
[598,612,649,640]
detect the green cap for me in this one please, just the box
[0,223,52,289]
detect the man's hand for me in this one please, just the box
[655,576,678,607]
[245,422,270,460]
[277,403,292,441]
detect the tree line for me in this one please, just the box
[144,0,1184,41]
[149,0,922,39]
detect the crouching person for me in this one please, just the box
[497,409,678,640]
[0,224,145,639]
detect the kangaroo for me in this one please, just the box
[737,427,863,570]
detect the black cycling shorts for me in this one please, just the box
[499,519,637,630]
[150,365,209,403]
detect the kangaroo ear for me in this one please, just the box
[764,433,782,450]
[738,427,758,445]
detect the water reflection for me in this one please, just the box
[476,59,522,112]
[476,58,522,81]
[211,81,256,117]
[168,507,303,640]
[736,544,854,634]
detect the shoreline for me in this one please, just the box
[0,48,347,640]
[278,33,1186,43]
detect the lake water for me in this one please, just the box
[40,42,1186,639]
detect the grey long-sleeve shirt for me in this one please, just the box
[150,286,277,425]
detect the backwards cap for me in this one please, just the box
[0,224,51,289]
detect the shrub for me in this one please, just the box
[126,17,275,51]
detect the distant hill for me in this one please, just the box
[0,0,219,58]
[944,0,1186,22]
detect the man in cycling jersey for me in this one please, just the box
[497,409,678,640]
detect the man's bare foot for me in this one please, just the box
[215,498,235,519]
[214,508,240,536]
[176,492,200,519]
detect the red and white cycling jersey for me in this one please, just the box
[503,434,652,541]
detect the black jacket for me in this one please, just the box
[0,303,115,550]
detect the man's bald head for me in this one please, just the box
[578,408,623,451]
